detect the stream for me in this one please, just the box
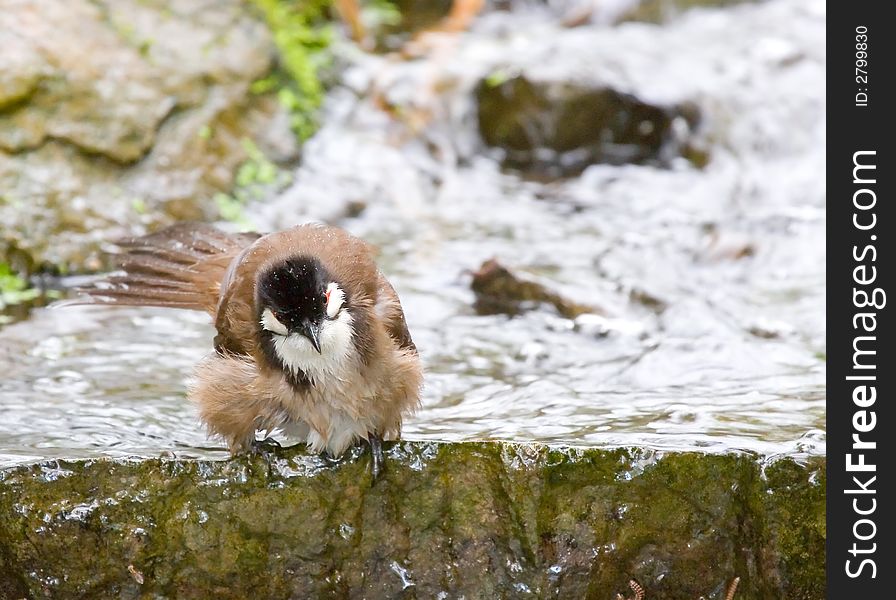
[0,0,825,467]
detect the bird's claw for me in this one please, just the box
[250,436,282,457]
[368,432,385,483]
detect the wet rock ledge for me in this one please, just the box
[0,442,823,599]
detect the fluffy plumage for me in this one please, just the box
[70,222,423,458]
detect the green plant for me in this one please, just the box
[365,0,402,29]
[0,263,40,309]
[484,68,513,88]
[215,139,292,229]
[250,0,333,140]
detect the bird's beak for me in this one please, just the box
[299,320,322,353]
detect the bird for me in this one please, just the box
[66,222,423,478]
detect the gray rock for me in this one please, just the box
[0,0,299,274]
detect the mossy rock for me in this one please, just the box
[620,0,758,24]
[476,75,702,177]
[0,442,824,598]
[0,0,306,277]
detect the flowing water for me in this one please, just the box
[0,0,825,467]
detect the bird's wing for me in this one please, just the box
[375,272,417,354]
[66,223,260,316]
[212,238,267,356]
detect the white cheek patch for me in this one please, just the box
[319,308,354,361]
[326,282,345,319]
[261,308,289,336]
[272,309,355,385]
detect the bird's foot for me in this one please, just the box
[250,436,282,458]
[367,432,385,483]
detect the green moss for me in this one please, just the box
[214,139,292,228]
[484,68,513,89]
[214,193,253,228]
[366,0,403,28]
[249,0,333,140]
[0,443,825,598]
[131,197,148,215]
[620,0,754,24]
[475,75,700,175]
[762,459,826,599]
[235,139,282,187]
[0,263,39,309]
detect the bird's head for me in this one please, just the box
[256,256,353,382]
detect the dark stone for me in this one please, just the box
[476,75,701,176]
[471,258,600,318]
[391,0,455,32]
[620,0,757,24]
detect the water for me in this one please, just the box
[0,0,825,467]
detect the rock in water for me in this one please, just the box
[0,442,823,598]
[476,75,702,176]
[471,258,600,318]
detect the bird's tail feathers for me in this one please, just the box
[59,223,258,314]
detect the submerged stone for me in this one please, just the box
[476,75,702,177]
[619,0,758,24]
[471,258,601,319]
[0,442,823,598]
